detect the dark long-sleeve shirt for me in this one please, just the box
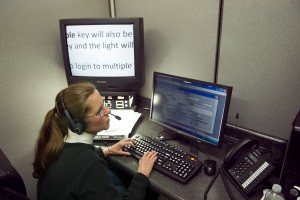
[37,143,149,200]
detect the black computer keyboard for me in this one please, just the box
[123,134,203,184]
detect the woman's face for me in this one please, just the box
[84,90,111,134]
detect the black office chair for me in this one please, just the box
[0,148,30,200]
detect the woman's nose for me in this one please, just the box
[105,107,111,115]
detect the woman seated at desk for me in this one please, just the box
[33,82,157,200]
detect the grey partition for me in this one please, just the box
[218,0,300,139]
[115,0,300,139]
[116,0,219,97]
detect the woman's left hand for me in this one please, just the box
[107,138,135,156]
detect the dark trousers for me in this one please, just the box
[108,169,126,194]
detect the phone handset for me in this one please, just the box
[224,138,258,169]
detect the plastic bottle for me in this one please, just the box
[263,184,285,200]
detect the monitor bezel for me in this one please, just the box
[149,71,233,148]
[59,17,144,93]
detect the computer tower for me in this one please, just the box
[279,110,300,200]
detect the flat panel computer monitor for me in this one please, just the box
[150,72,233,149]
[59,18,144,93]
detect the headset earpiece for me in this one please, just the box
[61,93,86,134]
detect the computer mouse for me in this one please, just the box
[204,159,217,176]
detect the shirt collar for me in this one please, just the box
[65,129,95,144]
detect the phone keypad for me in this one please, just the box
[228,149,275,195]
[231,157,251,178]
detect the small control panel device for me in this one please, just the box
[103,95,132,109]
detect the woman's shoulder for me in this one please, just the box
[63,143,105,162]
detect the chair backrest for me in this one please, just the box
[0,148,30,200]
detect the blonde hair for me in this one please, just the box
[33,82,96,177]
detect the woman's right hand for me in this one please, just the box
[137,151,158,177]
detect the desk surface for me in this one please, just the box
[95,108,266,200]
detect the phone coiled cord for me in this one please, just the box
[204,163,250,200]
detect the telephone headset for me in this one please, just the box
[61,92,86,135]
[204,138,275,200]
[61,91,122,135]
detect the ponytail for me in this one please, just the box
[33,108,67,177]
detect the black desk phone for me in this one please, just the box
[223,138,275,195]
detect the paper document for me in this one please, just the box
[94,109,141,140]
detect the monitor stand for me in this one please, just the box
[159,130,199,158]
[101,91,137,110]
[189,139,199,158]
